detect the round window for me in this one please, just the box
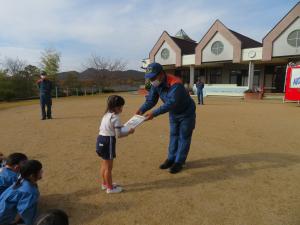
[211,41,224,55]
[287,30,300,48]
[161,48,170,60]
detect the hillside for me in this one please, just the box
[57,69,145,84]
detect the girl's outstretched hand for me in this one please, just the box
[135,109,142,115]
[129,128,135,134]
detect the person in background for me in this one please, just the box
[37,71,53,120]
[136,62,196,174]
[196,77,205,105]
[0,160,43,225]
[34,209,69,225]
[0,152,28,195]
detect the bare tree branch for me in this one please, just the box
[3,57,26,76]
[84,54,127,88]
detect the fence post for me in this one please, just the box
[55,87,58,99]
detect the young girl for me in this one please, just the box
[96,95,134,194]
[0,160,43,225]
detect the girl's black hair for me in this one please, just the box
[6,153,28,166]
[14,160,42,188]
[105,95,125,113]
[34,209,69,225]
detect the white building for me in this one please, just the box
[143,2,300,96]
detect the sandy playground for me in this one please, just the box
[0,94,299,225]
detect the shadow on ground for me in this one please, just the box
[39,187,131,224]
[125,152,300,192]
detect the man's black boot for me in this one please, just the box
[159,159,174,169]
[169,163,183,174]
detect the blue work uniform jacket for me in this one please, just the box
[196,81,204,90]
[0,180,39,225]
[139,74,195,120]
[0,168,18,195]
[37,79,52,97]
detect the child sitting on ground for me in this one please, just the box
[0,160,43,225]
[96,95,134,194]
[0,152,28,195]
[0,152,5,168]
[34,209,69,225]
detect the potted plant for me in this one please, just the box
[243,89,264,100]
[138,80,151,96]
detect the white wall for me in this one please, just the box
[242,47,262,61]
[154,42,176,65]
[273,17,300,57]
[182,54,195,65]
[202,32,234,62]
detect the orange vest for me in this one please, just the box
[166,74,182,87]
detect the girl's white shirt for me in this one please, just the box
[99,112,129,138]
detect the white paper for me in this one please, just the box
[123,115,146,129]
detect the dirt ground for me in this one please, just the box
[0,94,300,225]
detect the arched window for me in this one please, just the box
[161,48,170,60]
[287,30,300,48]
[211,41,224,55]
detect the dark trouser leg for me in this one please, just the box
[46,98,52,118]
[197,91,201,104]
[40,97,46,119]
[175,115,195,164]
[200,91,204,104]
[167,119,180,162]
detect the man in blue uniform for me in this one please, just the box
[37,71,53,120]
[136,63,196,174]
[196,77,205,105]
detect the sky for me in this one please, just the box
[0,0,298,72]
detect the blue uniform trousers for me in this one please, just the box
[197,89,204,104]
[168,113,195,164]
[40,95,52,119]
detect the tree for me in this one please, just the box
[23,65,40,78]
[40,48,60,84]
[17,65,40,97]
[0,69,14,101]
[62,72,81,90]
[85,54,127,88]
[2,57,26,76]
